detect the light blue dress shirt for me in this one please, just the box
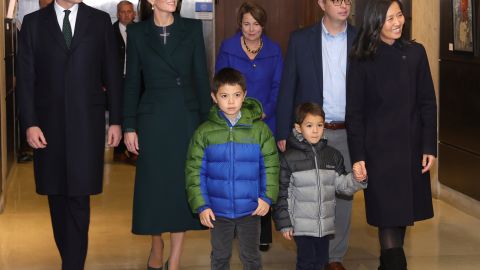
[321,19,348,122]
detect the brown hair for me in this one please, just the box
[212,68,247,94]
[295,103,325,124]
[236,1,267,28]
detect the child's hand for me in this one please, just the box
[199,208,216,228]
[282,228,294,240]
[353,161,367,181]
[252,198,270,216]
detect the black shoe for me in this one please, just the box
[17,152,33,163]
[259,243,270,252]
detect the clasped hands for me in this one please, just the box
[26,125,122,149]
[199,198,270,228]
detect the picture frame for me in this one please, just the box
[452,0,475,52]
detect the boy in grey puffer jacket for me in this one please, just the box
[273,103,367,270]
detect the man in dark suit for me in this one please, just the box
[16,0,122,269]
[112,0,137,164]
[276,1,356,269]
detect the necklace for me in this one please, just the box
[243,36,263,54]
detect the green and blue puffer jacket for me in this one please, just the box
[185,98,279,219]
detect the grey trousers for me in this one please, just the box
[323,129,353,263]
[211,215,262,270]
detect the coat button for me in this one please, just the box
[176,77,181,86]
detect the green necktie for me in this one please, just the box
[63,10,72,48]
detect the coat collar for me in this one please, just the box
[144,13,186,74]
[221,32,280,59]
[43,2,92,53]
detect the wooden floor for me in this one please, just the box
[1,151,480,269]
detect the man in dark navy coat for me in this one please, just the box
[16,0,122,269]
[112,0,136,164]
[276,1,357,269]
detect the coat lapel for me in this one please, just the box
[70,3,92,52]
[164,14,187,57]
[43,3,68,52]
[144,15,183,75]
[310,23,323,97]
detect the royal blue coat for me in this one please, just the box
[215,32,283,135]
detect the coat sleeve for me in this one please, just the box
[102,13,123,125]
[192,20,212,122]
[122,25,142,131]
[265,47,283,120]
[333,152,367,196]
[259,123,280,205]
[214,41,229,74]
[416,45,437,156]
[16,14,38,132]
[185,128,210,213]
[346,59,367,163]
[272,155,293,231]
[276,34,298,140]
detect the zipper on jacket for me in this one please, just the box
[230,126,235,217]
[311,145,322,236]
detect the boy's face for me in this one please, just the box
[211,84,246,120]
[294,113,325,144]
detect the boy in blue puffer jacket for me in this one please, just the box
[185,68,279,270]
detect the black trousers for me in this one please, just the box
[48,195,90,270]
[259,209,272,244]
[294,236,329,270]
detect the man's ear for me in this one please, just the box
[294,123,302,133]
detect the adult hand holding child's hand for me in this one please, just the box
[353,161,367,181]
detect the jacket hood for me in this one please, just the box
[208,97,263,126]
[287,128,327,152]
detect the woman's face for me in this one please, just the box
[380,1,405,45]
[149,0,177,13]
[241,13,263,42]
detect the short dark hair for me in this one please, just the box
[295,103,325,124]
[237,1,267,28]
[212,68,247,94]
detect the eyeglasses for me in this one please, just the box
[330,0,352,6]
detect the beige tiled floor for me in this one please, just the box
[1,153,480,269]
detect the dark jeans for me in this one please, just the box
[294,236,329,270]
[48,195,90,270]
[211,215,261,270]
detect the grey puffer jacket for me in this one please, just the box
[273,130,367,237]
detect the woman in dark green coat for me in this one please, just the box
[123,0,211,269]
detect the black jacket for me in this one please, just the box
[273,130,365,237]
[276,23,357,140]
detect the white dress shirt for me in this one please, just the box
[54,1,79,35]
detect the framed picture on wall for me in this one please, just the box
[452,0,475,52]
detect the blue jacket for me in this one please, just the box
[185,98,280,219]
[215,32,283,135]
[276,23,357,140]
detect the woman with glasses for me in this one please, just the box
[346,1,437,269]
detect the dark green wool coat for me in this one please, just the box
[123,14,211,234]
